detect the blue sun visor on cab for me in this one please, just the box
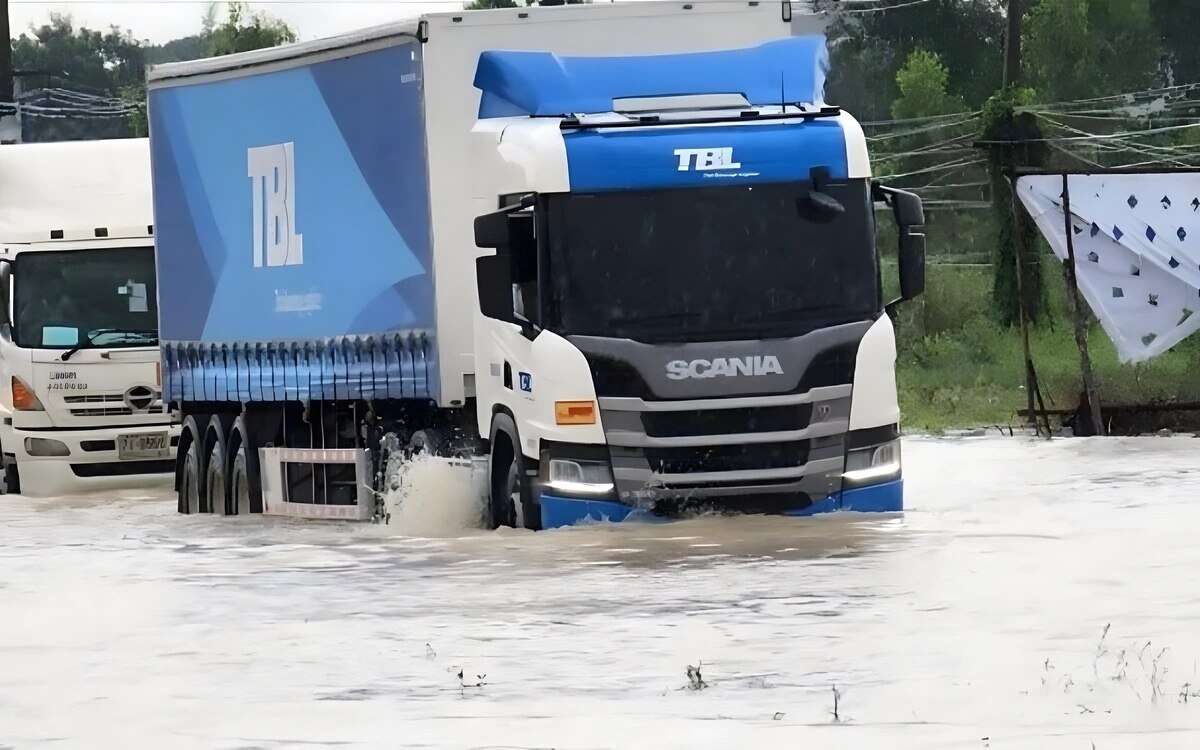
[473,36,830,119]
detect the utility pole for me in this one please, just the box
[1004,0,1022,86]
[0,0,12,106]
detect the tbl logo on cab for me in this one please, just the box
[674,147,741,172]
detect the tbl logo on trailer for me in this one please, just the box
[674,147,740,172]
[248,142,304,268]
[519,372,532,393]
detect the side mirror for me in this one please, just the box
[0,260,10,329]
[873,183,926,302]
[476,254,514,323]
[898,227,926,301]
[889,189,924,228]
[474,193,536,250]
[474,212,511,250]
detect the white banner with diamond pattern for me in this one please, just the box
[1017,172,1200,363]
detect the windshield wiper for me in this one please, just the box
[61,328,158,361]
[611,312,705,326]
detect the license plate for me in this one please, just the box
[118,432,170,460]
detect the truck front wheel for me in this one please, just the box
[494,459,525,529]
[488,430,534,530]
[4,462,20,495]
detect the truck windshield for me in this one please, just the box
[541,180,880,342]
[12,247,158,350]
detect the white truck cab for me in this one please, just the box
[0,139,178,496]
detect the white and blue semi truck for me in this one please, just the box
[146,2,925,528]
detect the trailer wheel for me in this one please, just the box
[206,438,228,515]
[203,415,235,515]
[229,441,255,515]
[180,439,204,514]
[228,416,265,514]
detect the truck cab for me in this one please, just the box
[0,139,178,495]
[469,38,926,528]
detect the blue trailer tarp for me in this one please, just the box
[149,40,437,403]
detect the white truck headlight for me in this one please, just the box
[843,439,901,484]
[547,458,614,495]
[25,437,70,457]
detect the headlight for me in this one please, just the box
[25,437,70,457]
[547,458,614,495]
[843,439,901,484]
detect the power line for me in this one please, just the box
[835,0,934,13]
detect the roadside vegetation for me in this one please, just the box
[890,259,1200,433]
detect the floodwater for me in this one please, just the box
[2,437,1200,749]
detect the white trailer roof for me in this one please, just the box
[147,1,822,86]
[0,138,153,244]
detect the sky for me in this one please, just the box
[8,0,462,44]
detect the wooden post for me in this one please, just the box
[1060,174,1105,436]
[1009,176,1038,432]
[1004,0,1022,87]
[0,0,12,106]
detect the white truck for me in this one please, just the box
[0,138,178,495]
[146,2,924,526]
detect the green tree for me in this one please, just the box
[980,85,1049,327]
[1024,0,1161,102]
[826,0,1004,121]
[891,49,967,121]
[11,14,146,93]
[1151,0,1200,86]
[207,2,297,58]
[123,3,297,137]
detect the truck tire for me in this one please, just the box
[228,416,264,514]
[206,440,227,515]
[4,462,20,495]
[488,416,535,530]
[205,415,235,515]
[178,416,206,514]
[229,441,256,514]
[489,448,523,529]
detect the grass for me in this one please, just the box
[891,262,1200,433]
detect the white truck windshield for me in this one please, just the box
[12,247,159,351]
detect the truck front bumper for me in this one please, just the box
[537,476,904,529]
[4,423,180,496]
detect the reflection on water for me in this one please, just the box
[2,436,1200,748]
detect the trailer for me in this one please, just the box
[0,139,178,496]
[147,2,925,526]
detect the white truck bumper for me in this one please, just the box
[5,422,180,496]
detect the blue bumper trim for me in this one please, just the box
[539,479,903,529]
[541,495,640,529]
[839,478,904,513]
[782,495,841,517]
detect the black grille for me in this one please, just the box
[587,355,652,398]
[80,440,116,452]
[797,343,858,391]
[71,460,174,477]
[651,492,814,515]
[645,441,810,475]
[641,404,812,437]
